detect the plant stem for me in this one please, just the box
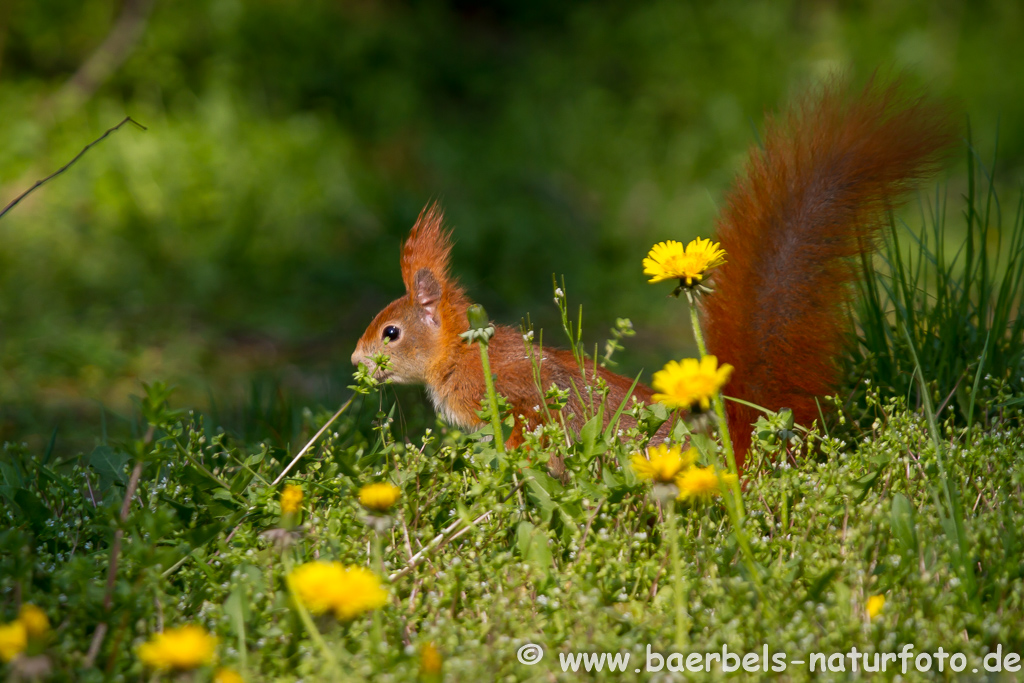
[372,531,384,575]
[687,302,766,609]
[477,342,506,453]
[371,532,385,649]
[665,499,689,650]
[272,396,354,485]
[719,483,765,599]
[85,460,144,668]
[0,117,146,222]
[688,304,744,518]
[283,555,341,681]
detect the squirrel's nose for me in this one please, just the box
[350,345,375,372]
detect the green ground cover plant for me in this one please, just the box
[3,0,1023,452]
[2,176,1023,680]
[3,3,1024,681]
[2,373,1023,681]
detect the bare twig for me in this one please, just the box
[56,0,157,108]
[387,478,528,582]
[272,396,354,486]
[0,116,147,222]
[106,461,144,608]
[0,1,12,79]
[84,460,144,668]
[83,623,107,668]
[388,511,492,583]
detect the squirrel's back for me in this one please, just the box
[702,77,956,465]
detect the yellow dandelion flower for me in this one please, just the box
[328,566,389,621]
[420,642,443,675]
[288,561,346,615]
[280,484,304,514]
[676,466,737,503]
[17,605,49,639]
[359,482,401,512]
[137,625,217,671]
[652,356,733,411]
[289,561,388,621]
[643,238,726,286]
[214,668,245,683]
[866,594,885,620]
[0,621,27,663]
[630,444,697,484]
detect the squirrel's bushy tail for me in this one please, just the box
[702,77,956,468]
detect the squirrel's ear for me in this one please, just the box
[401,203,452,294]
[413,268,442,326]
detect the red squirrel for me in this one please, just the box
[351,78,955,471]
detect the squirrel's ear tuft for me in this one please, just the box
[401,203,452,295]
[413,268,442,326]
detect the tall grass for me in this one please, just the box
[852,139,1024,429]
[849,140,1024,613]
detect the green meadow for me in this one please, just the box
[1,1,1023,681]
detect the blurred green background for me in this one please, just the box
[1,0,1021,451]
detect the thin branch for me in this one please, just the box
[56,0,157,108]
[387,479,528,582]
[0,1,11,80]
[0,116,147,222]
[388,511,492,583]
[84,459,144,668]
[271,396,354,486]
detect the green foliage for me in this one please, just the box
[3,4,1024,678]
[1,377,1023,681]
[852,143,1024,429]
[3,0,1024,450]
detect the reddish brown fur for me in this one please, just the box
[400,204,454,294]
[701,78,955,467]
[354,205,655,471]
[353,205,653,468]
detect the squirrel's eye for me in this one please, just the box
[382,325,401,342]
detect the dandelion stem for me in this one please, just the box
[665,499,689,649]
[719,478,764,594]
[371,532,385,649]
[283,556,341,681]
[371,530,385,575]
[688,304,744,519]
[687,302,766,608]
[688,300,709,357]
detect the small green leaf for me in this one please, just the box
[211,488,234,501]
[89,446,130,492]
[807,566,840,602]
[159,494,196,525]
[244,451,265,467]
[186,521,226,550]
[14,488,52,525]
[516,520,553,581]
[579,414,602,459]
[0,461,22,488]
[890,493,919,556]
